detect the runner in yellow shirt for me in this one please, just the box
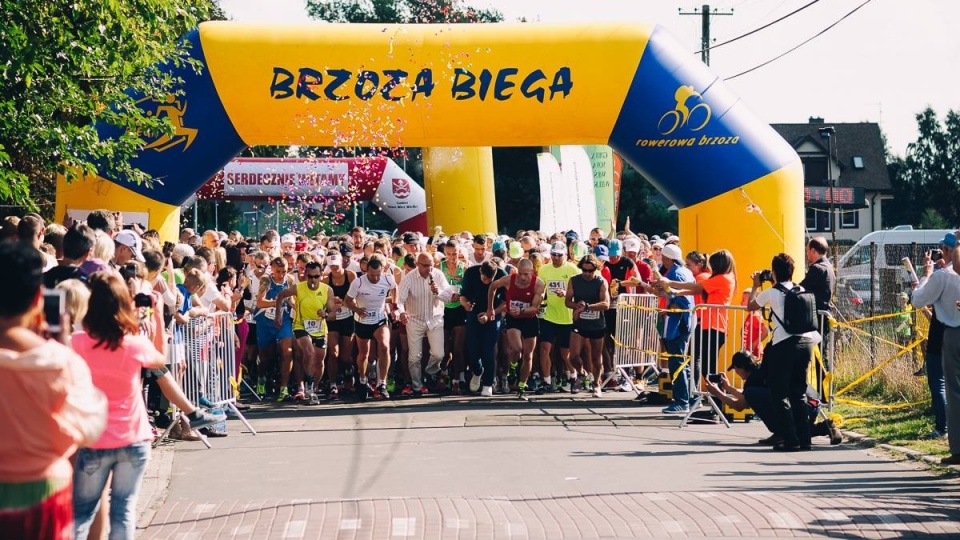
[275,261,335,404]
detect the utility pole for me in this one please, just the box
[679,4,734,66]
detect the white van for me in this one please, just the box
[835,229,955,308]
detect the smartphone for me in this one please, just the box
[43,288,65,333]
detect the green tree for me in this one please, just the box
[0,0,220,218]
[307,0,502,23]
[887,107,960,228]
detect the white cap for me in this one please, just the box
[623,238,641,253]
[661,244,683,262]
[326,253,343,267]
[114,230,145,262]
[281,234,296,245]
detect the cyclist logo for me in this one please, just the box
[658,85,712,136]
[138,95,199,152]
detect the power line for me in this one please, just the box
[695,0,820,55]
[726,0,874,81]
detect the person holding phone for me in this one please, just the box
[0,242,107,539]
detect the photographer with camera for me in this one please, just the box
[747,253,821,452]
[704,351,841,446]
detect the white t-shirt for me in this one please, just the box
[347,273,396,325]
[466,251,491,267]
[755,281,821,345]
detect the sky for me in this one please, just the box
[220,0,960,157]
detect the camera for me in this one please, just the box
[706,373,724,384]
[134,293,153,308]
[758,269,773,283]
[931,249,944,262]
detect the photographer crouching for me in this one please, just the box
[746,253,821,452]
[705,350,842,446]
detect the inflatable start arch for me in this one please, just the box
[56,22,804,281]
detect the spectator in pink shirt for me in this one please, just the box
[71,272,167,540]
[0,242,107,540]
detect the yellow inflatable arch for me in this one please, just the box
[56,22,805,283]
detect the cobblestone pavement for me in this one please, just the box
[139,396,960,539]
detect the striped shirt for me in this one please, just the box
[396,268,454,330]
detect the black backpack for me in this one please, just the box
[771,283,818,335]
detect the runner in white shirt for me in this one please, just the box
[345,255,397,400]
[466,234,492,267]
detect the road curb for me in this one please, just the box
[842,429,957,471]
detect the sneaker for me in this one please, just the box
[560,381,573,393]
[661,403,689,414]
[517,385,527,400]
[199,427,228,438]
[689,396,702,410]
[377,383,390,400]
[499,378,510,395]
[186,409,222,431]
[198,395,216,409]
[256,378,266,395]
[356,382,369,402]
[617,379,633,392]
[328,387,340,401]
[452,380,461,395]
[826,419,843,445]
[469,373,482,393]
[293,389,307,401]
[592,386,602,398]
[401,384,413,396]
[923,429,947,439]
[309,392,320,405]
[480,386,493,397]
[276,387,290,403]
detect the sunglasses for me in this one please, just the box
[255,264,267,270]
[652,247,662,251]
[306,273,322,280]
[581,267,596,273]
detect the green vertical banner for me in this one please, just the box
[585,145,617,231]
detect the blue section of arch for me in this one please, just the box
[608,25,796,209]
[94,29,246,205]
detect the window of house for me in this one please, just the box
[840,210,859,229]
[803,157,828,186]
[852,156,865,169]
[805,207,830,232]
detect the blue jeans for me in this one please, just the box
[665,332,691,406]
[927,352,947,433]
[73,442,151,540]
[466,315,501,387]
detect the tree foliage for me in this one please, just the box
[0,0,218,217]
[307,0,502,24]
[886,107,960,228]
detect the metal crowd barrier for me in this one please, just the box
[157,312,257,446]
[603,293,661,395]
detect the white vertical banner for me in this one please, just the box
[537,152,562,233]
[559,145,599,237]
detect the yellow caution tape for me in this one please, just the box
[833,337,924,397]
[834,397,925,411]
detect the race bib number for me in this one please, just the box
[580,309,600,320]
[359,310,385,325]
[304,319,322,334]
[336,305,352,320]
[262,307,276,321]
[537,303,546,318]
[548,280,565,292]
[510,300,530,311]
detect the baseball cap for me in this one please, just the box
[650,235,662,243]
[508,241,523,259]
[565,230,579,242]
[607,239,623,257]
[623,238,641,253]
[727,350,757,372]
[661,243,682,262]
[492,240,506,253]
[550,241,566,255]
[594,244,610,261]
[114,230,145,262]
[939,232,958,249]
[652,238,666,250]
[338,242,352,256]
[281,234,296,245]
[326,253,343,267]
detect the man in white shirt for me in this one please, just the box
[917,232,960,465]
[747,253,820,452]
[396,253,455,395]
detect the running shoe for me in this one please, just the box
[592,386,602,398]
[452,380,461,395]
[309,392,320,405]
[277,387,290,403]
[328,387,340,401]
[293,389,307,401]
[469,373,482,393]
[376,383,390,400]
[661,403,689,414]
[401,384,413,396]
[256,378,266,396]
[480,386,493,397]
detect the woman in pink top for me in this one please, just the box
[71,272,166,540]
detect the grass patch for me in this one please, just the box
[830,317,949,457]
